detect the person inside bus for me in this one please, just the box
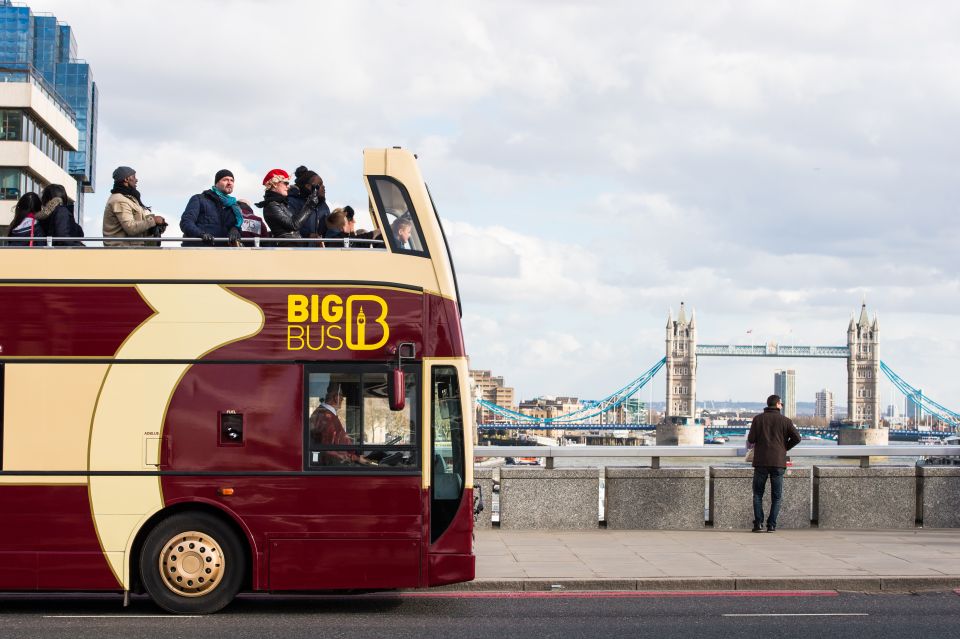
[255,168,315,245]
[6,192,44,246]
[392,216,414,250]
[288,166,329,241]
[103,166,167,247]
[179,169,242,246]
[38,184,84,246]
[309,384,369,466]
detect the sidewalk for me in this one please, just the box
[461,528,960,592]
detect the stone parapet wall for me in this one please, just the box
[605,467,705,529]
[918,466,960,528]
[814,466,916,529]
[499,468,599,529]
[710,467,811,529]
[476,463,960,530]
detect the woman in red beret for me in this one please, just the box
[255,168,317,245]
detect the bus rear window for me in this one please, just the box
[369,176,429,256]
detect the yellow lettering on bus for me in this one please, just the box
[326,324,344,351]
[288,295,310,322]
[346,295,389,350]
[287,325,305,350]
[322,295,344,323]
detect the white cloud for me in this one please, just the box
[28,0,960,409]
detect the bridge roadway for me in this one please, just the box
[479,423,946,440]
[3,590,959,638]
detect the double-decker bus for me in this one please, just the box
[0,148,474,613]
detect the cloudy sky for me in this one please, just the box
[40,0,959,411]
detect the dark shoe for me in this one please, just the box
[766,525,776,533]
[752,524,764,533]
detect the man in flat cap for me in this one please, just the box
[179,169,243,246]
[103,166,167,247]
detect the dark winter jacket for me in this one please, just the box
[287,185,329,238]
[38,199,84,246]
[180,190,240,245]
[747,407,802,468]
[255,190,312,241]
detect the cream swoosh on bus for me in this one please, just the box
[87,284,264,588]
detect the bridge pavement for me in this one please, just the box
[460,528,960,592]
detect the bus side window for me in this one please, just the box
[368,177,428,256]
[305,367,419,470]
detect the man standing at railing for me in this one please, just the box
[748,394,801,532]
[103,166,167,247]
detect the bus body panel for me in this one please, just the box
[0,485,119,590]
[0,285,153,357]
[160,476,424,591]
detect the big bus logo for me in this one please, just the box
[286,294,390,351]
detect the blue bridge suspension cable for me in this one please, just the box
[476,357,666,424]
[879,361,960,427]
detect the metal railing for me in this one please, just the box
[474,445,960,468]
[0,236,386,248]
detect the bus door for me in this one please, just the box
[429,365,468,544]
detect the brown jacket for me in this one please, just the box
[102,192,157,247]
[747,407,801,468]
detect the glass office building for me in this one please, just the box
[0,1,97,217]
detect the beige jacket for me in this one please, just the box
[102,192,157,247]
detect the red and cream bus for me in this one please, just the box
[0,148,474,613]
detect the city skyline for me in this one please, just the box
[25,1,960,406]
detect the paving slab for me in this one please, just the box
[471,528,960,590]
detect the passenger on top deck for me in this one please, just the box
[255,168,315,245]
[102,166,167,247]
[342,205,382,248]
[6,193,44,247]
[180,169,243,246]
[392,216,414,250]
[38,184,84,246]
[321,207,348,245]
[289,166,329,241]
[237,199,271,244]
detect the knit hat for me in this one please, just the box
[262,168,290,187]
[112,166,136,182]
[214,169,234,183]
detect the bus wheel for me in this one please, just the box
[140,512,245,614]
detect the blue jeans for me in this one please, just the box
[753,466,785,528]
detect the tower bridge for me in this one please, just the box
[476,300,958,436]
[666,302,880,427]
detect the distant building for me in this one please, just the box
[774,369,797,418]
[0,0,98,225]
[469,370,516,423]
[815,389,834,421]
[611,397,647,424]
[906,391,923,425]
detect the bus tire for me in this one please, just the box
[139,511,245,614]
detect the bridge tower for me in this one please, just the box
[847,303,880,428]
[665,302,697,419]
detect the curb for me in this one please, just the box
[433,576,960,593]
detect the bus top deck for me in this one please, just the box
[0,147,461,314]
